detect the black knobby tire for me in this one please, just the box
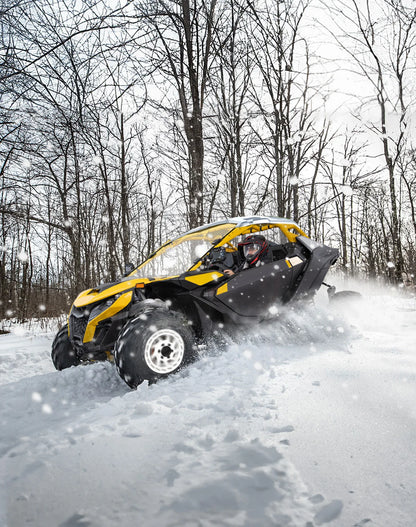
[114,310,196,389]
[51,324,80,370]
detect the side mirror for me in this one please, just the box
[124,262,135,276]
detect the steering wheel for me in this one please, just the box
[203,246,238,274]
[207,261,236,273]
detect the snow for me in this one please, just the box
[1,281,416,526]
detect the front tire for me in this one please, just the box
[114,310,196,389]
[51,324,80,370]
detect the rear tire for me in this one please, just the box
[330,290,362,303]
[51,324,80,370]
[114,310,196,389]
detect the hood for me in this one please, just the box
[73,278,147,308]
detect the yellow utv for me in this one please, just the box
[52,216,339,388]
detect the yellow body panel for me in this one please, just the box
[74,276,179,308]
[216,283,228,295]
[185,272,223,285]
[83,291,133,343]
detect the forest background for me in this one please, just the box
[1,0,416,321]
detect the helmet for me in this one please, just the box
[238,235,268,266]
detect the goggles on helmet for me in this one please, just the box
[243,243,262,261]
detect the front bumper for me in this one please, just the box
[68,291,133,358]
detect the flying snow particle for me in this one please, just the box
[340,185,353,197]
[102,216,109,224]
[387,261,395,268]
[243,350,252,359]
[337,327,345,334]
[254,362,263,371]
[92,155,101,166]
[22,159,32,169]
[64,220,71,228]
[289,176,299,186]
[38,304,46,312]
[194,244,208,258]
[17,250,29,263]
[5,310,13,317]
[268,305,279,316]
[32,392,42,403]
[42,404,53,414]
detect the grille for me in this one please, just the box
[69,313,89,343]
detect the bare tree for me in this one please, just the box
[135,0,221,228]
[245,0,332,222]
[207,0,259,218]
[322,0,416,282]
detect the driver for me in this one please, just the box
[224,234,270,276]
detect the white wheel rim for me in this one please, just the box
[144,328,185,374]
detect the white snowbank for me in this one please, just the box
[1,280,416,526]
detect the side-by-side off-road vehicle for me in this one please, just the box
[52,216,340,388]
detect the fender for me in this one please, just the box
[128,298,169,318]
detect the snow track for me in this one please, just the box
[1,284,416,526]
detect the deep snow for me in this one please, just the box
[1,279,416,527]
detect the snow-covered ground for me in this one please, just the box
[1,280,416,527]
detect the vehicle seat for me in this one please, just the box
[224,250,239,269]
[268,242,287,262]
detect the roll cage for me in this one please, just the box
[128,216,308,280]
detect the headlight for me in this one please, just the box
[89,294,121,320]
